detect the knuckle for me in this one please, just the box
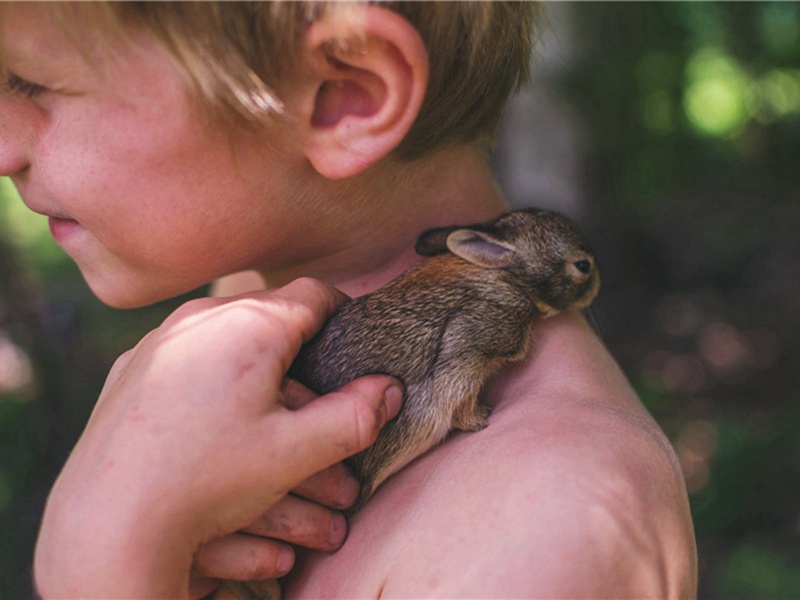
[282,277,348,311]
[166,296,218,320]
[286,276,325,294]
[110,348,134,371]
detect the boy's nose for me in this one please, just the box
[0,97,35,176]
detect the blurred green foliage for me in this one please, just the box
[1,2,799,598]
[561,2,800,597]
[0,183,196,598]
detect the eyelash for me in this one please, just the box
[3,73,49,98]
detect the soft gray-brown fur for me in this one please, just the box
[290,208,600,512]
[231,208,600,599]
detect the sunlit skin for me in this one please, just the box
[0,9,377,309]
[0,6,447,309]
[0,4,697,598]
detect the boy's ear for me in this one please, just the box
[295,6,429,179]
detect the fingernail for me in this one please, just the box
[277,546,295,575]
[383,383,404,420]
[335,473,360,508]
[329,513,348,547]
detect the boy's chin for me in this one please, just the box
[83,275,204,310]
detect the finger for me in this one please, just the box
[276,375,403,476]
[215,579,281,600]
[292,463,359,509]
[243,494,348,551]
[259,278,350,369]
[267,276,349,316]
[193,533,294,581]
[159,278,347,377]
[189,576,220,600]
[281,377,319,410]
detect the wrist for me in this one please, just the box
[34,472,193,599]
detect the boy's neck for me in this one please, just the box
[261,144,509,298]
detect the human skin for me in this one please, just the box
[0,3,698,598]
[285,310,697,597]
[1,7,405,591]
[32,279,403,599]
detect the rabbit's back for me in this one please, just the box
[291,254,538,508]
[291,255,530,393]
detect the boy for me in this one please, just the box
[0,2,697,597]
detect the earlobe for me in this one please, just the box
[299,6,429,179]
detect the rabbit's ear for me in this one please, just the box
[415,226,459,256]
[445,229,515,267]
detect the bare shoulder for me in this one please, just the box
[285,313,697,599]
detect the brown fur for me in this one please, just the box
[290,208,601,512]
[232,208,600,599]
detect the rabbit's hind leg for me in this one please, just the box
[451,396,490,431]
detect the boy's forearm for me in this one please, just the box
[34,468,194,599]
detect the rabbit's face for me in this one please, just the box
[417,209,600,317]
[525,240,599,316]
[490,210,600,316]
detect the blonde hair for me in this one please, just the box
[2,2,541,159]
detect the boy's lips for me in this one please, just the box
[20,196,73,222]
[22,202,81,244]
[48,215,82,244]
[18,195,85,247]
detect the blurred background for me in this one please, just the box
[1,2,799,598]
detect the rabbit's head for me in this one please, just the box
[416,209,600,317]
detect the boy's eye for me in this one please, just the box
[2,73,49,98]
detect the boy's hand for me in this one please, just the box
[191,380,362,595]
[34,278,402,600]
[190,461,357,597]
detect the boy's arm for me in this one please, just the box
[33,279,402,599]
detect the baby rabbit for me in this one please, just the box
[290,208,600,512]
[226,208,600,599]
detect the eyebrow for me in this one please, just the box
[0,26,103,94]
[0,5,106,79]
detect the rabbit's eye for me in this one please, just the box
[574,259,591,274]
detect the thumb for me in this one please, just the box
[279,375,403,480]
